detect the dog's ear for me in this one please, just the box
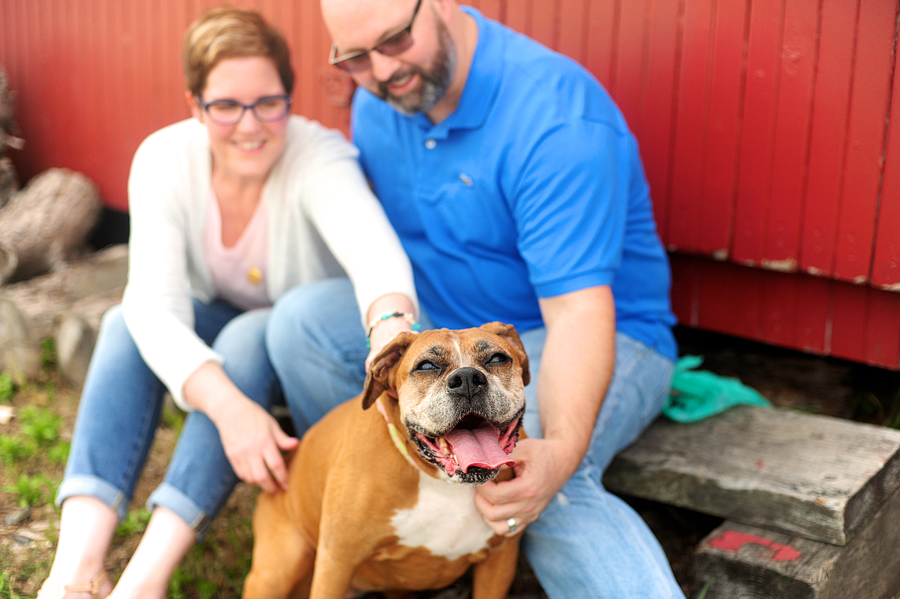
[479,322,530,386]
[361,331,418,410]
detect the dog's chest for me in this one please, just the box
[389,470,494,560]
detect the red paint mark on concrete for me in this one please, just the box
[708,530,801,561]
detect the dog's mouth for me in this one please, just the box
[411,411,522,483]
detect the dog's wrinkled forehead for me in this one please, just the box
[398,329,516,372]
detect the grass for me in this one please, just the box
[0,341,260,599]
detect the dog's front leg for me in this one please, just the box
[307,546,361,599]
[244,493,315,599]
[471,538,520,599]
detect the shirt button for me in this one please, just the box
[425,139,437,149]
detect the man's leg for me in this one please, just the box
[520,332,685,599]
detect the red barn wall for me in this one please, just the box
[1,0,899,369]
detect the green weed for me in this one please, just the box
[696,580,711,599]
[18,406,61,447]
[116,508,151,537]
[0,435,37,467]
[0,373,15,403]
[48,441,70,465]
[39,338,57,370]
[0,570,21,599]
[2,473,54,509]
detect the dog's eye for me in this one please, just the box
[414,360,440,372]
[486,353,511,366]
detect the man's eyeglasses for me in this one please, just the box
[328,0,422,74]
[195,94,292,126]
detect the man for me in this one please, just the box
[268,0,685,596]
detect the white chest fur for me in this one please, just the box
[390,470,494,560]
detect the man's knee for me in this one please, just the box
[267,278,358,356]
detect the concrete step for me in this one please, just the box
[694,486,900,599]
[602,406,900,545]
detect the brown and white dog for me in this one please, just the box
[243,322,530,599]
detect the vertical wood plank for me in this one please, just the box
[871,25,900,291]
[830,282,869,363]
[505,0,531,36]
[695,261,764,339]
[470,0,504,21]
[759,269,799,347]
[864,289,900,369]
[557,0,589,65]
[667,0,715,253]
[669,254,699,327]
[762,0,817,270]
[583,0,617,89]
[529,0,557,49]
[832,0,895,283]
[697,0,747,258]
[641,0,681,239]
[792,274,831,355]
[730,0,783,266]
[613,0,648,139]
[798,0,857,277]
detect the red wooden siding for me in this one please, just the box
[1,0,899,369]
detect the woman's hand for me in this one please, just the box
[183,362,298,495]
[473,437,579,537]
[364,294,419,369]
[213,396,299,494]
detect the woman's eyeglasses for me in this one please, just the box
[195,94,292,126]
[328,0,422,74]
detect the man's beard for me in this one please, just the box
[377,15,457,115]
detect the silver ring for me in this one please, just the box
[506,517,518,533]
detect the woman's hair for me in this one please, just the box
[182,5,295,98]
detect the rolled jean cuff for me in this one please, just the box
[147,483,212,540]
[56,475,130,521]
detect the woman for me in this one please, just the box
[38,7,418,599]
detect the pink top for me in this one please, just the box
[204,189,271,311]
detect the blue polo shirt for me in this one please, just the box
[352,7,677,360]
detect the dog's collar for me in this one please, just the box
[376,397,417,467]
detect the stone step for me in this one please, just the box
[602,406,900,545]
[694,486,900,599]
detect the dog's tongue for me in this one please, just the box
[444,426,514,473]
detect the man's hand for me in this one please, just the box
[474,437,579,536]
[474,285,616,537]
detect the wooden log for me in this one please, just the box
[0,65,24,156]
[0,156,18,209]
[602,406,900,545]
[0,168,102,285]
[695,486,900,599]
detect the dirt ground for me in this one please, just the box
[1,325,898,598]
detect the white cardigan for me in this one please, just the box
[123,116,417,410]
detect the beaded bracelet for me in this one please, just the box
[366,311,421,348]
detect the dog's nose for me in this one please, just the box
[447,367,487,399]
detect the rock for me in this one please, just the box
[0,296,40,384]
[3,506,31,526]
[55,313,96,387]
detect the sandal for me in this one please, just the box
[37,571,109,599]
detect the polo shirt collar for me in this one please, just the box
[413,7,503,135]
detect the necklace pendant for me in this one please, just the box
[248,266,262,285]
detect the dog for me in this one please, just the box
[243,322,530,599]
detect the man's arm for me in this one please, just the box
[474,285,615,535]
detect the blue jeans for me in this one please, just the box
[57,299,281,539]
[268,278,685,599]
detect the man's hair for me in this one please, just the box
[182,5,295,98]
